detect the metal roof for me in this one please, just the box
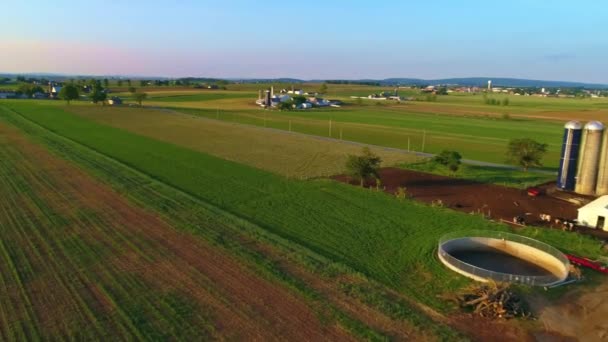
[585,121,604,131]
[578,195,608,211]
[564,121,582,130]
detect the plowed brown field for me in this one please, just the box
[0,121,355,340]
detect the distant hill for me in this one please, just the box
[1,72,606,89]
[379,77,608,88]
[248,77,608,89]
[230,78,305,84]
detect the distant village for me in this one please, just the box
[0,80,124,105]
[417,80,607,98]
[255,87,342,110]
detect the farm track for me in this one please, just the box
[0,121,357,340]
[0,105,469,339]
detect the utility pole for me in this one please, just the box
[329,119,332,137]
[421,130,426,152]
[339,128,343,140]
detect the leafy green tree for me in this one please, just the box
[117,79,123,87]
[436,87,448,95]
[126,79,131,86]
[16,83,43,97]
[433,150,462,175]
[319,83,328,94]
[346,147,382,186]
[277,101,293,111]
[58,84,79,104]
[506,138,548,171]
[502,97,510,106]
[134,92,147,106]
[103,78,109,88]
[128,87,137,94]
[140,80,147,87]
[90,83,107,104]
[292,95,307,105]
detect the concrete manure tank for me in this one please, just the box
[557,121,582,191]
[596,128,608,195]
[438,231,569,286]
[575,121,604,195]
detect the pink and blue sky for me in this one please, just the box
[2,0,607,82]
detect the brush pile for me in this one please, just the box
[455,280,531,319]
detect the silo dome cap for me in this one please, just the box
[585,121,604,131]
[565,121,582,129]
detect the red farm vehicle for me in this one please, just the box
[566,254,608,274]
[527,187,541,197]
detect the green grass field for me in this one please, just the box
[63,105,418,179]
[3,102,604,312]
[147,92,255,102]
[0,102,470,340]
[170,105,565,168]
[62,104,555,188]
[89,83,608,170]
[402,161,555,189]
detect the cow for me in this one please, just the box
[513,216,525,225]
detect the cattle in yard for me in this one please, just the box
[513,216,525,225]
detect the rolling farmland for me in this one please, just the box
[170,105,564,167]
[64,105,418,179]
[0,117,362,340]
[2,103,603,304]
[2,90,608,340]
[0,103,469,340]
[132,83,608,168]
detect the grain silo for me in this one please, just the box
[557,121,582,191]
[575,121,604,195]
[596,129,608,195]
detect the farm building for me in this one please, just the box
[108,96,123,106]
[577,195,608,230]
[48,84,62,99]
[298,103,312,109]
[0,91,16,99]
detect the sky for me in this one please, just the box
[2,0,608,83]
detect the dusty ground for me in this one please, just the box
[530,279,608,341]
[334,168,578,226]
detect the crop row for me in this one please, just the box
[1,103,469,339]
[4,103,604,309]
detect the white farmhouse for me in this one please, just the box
[577,195,608,230]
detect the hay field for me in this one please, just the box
[64,105,418,179]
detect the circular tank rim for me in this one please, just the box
[564,120,582,129]
[584,121,604,131]
[437,231,570,286]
